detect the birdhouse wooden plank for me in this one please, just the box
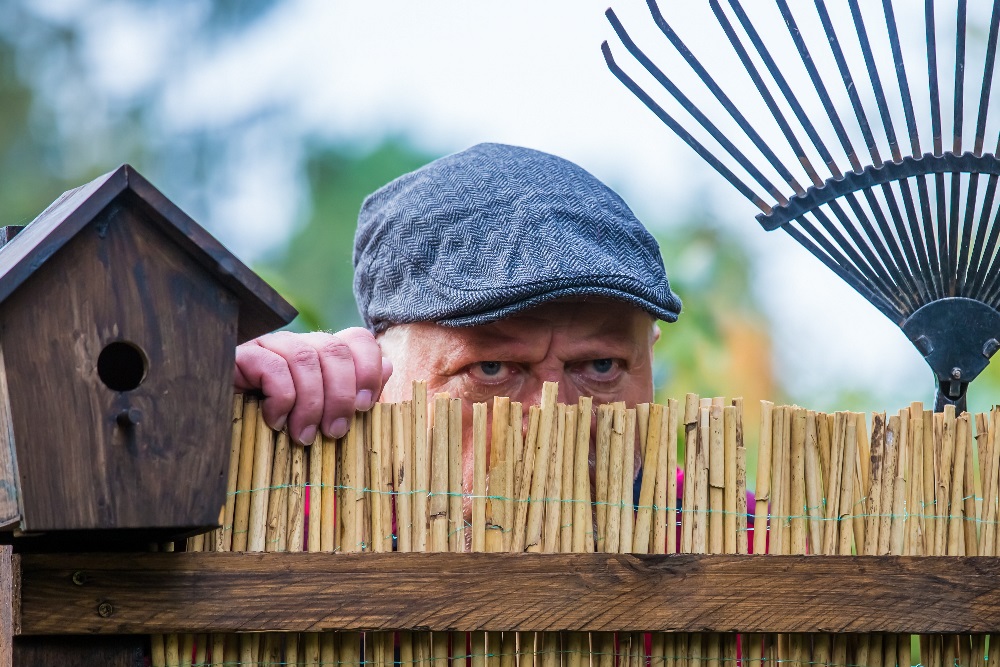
[0,165,296,539]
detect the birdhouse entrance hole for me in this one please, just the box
[97,341,148,392]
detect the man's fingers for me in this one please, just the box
[233,343,296,432]
[235,329,390,445]
[253,332,327,444]
[300,329,382,438]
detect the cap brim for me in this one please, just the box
[436,286,681,328]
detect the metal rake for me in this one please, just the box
[604,0,1000,412]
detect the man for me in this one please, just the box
[233,143,681,474]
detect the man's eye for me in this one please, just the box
[591,359,615,374]
[480,361,503,377]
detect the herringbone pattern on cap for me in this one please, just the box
[354,143,681,332]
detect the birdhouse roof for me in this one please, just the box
[0,164,297,341]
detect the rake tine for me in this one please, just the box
[847,0,902,163]
[952,0,968,156]
[844,0,937,304]
[967,173,1000,300]
[725,0,843,180]
[824,197,917,313]
[881,0,943,300]
[811,205,914,314]
[977,203,1000,306]
[949,0,968,296]
[881,0,924,158]
[926,1,954,294]
[811,0,930,307]
[957,172,980,297]
[709,0,823,187]
[927,0,945,157]
[605,9,788,207]
[784,220,904,324]
[774,0,862,173]
[896,178,939,302]
[876,182,933,308]
[915,175,944,299]
[778,0,930,307]
[601,42,771,214]
[645,0,807,197]
[813,0,884,168]
[972,0,1000,157]
[830,193,915,310]
[959,0,1000,295]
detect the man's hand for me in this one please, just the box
[233,329,392,445]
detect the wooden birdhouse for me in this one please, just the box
[0,165,296,540]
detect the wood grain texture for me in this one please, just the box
[0,201,238,532]
[17,552,1000,635]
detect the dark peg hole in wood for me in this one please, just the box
[96,341,148,392]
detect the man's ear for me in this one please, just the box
[652,322,662,344]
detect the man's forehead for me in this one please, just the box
[385,299,655,349]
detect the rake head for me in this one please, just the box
[604,0,1000,411]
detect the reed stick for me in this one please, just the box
[232,396,260,552]
[573,397,593,554]
[851,413,868,553]
[754,400,774,555]
[723,404,737,554]
[472,402,488,553]
[906,405,924,556]
[708,404,725,554]
[880,415,899,556]
[380,404,396,554]
[397,402,413,553]
[769,406,787,555]
[511,406,541,552]
[266,430,291,553]
[619,407,636,552]
[803,410,823,554]
[605,402,626,554]
[485,396,511,553]
[962,414,978,556]
[682,394,700,554]
[595,404,613,553]
[634,403,663,554]
[979,411,996,556]
[543,403,567,553]
[217,394,245,552]
[946,408,965,556]
[837,415,857,555]
[666,398,680,556]
[889,413,908,556]
[247,409,275,552]
[431,393,450,552]
[693,402,711,554]
[368,404,385,554]
[524,382,558,551]
[822,412,845,556]
[561,405,578,553]
[789,407,807,556]
[413,381,429,553]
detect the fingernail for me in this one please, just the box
[331,418,349,439]
[355,390,373,411]
[273,415,287,432]
[298,425,317,446]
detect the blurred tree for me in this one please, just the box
[256,141,433,332]
[0,0,280,231]
[652,216,775,406]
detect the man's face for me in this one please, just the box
[378,299,658,491]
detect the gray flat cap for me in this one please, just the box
[353,142,682,333]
